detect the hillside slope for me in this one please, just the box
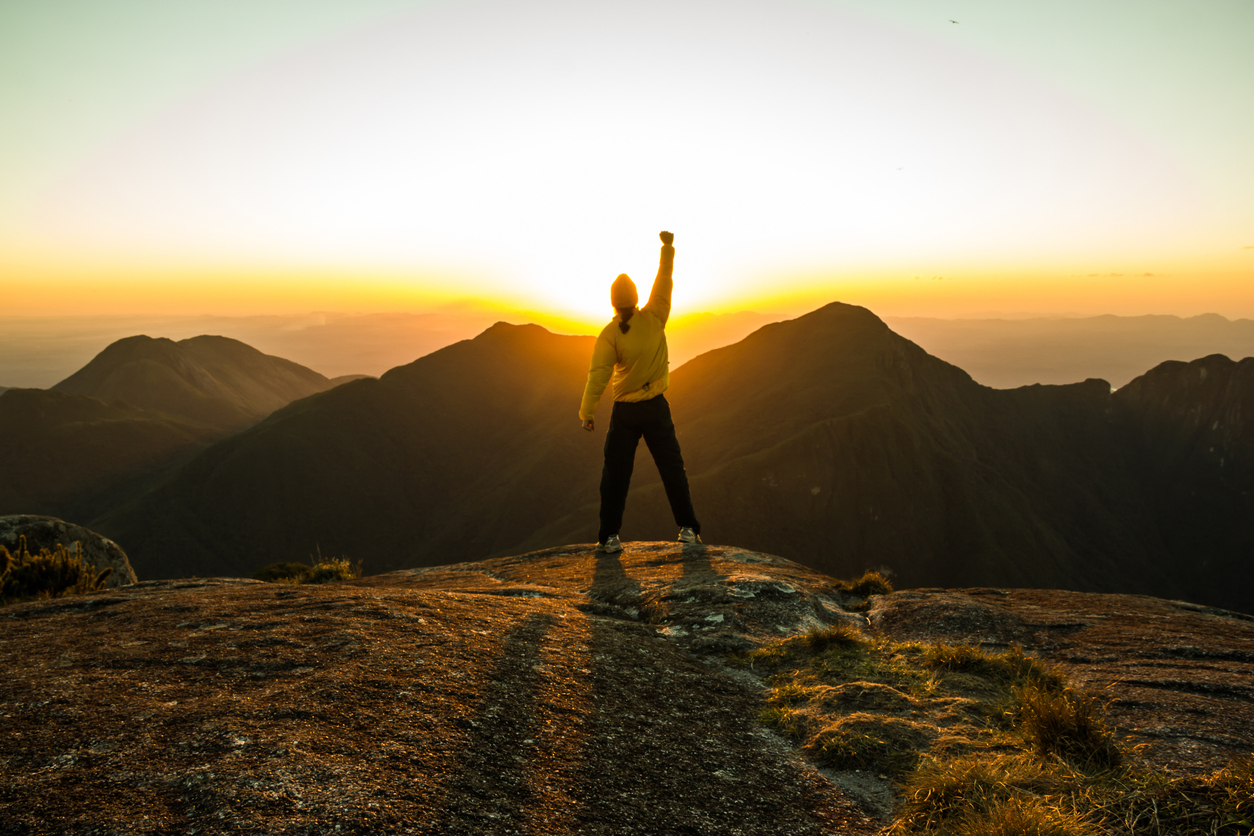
[0,388,217,519]
[1112,354,1254,609]
[52,334,335,432]
[97,324,604,579]
[2,335,351,521]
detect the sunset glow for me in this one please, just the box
[2,0,1252,324]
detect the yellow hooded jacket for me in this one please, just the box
[579,244,675,422]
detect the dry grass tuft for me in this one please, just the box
[829,570,894,598]
[806,713,934,777]
[923,643,1064,692]
[800,622,864,652]
[1015,685,1122,771]
[953,795,1100,836]
[743,598,1250,834]
[891,753,1067,833]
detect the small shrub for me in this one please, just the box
[253,554,362,585]
[1015,685,1122,771]
[744,624,863,669]
[1,537,111,604]
[830,570,894,597]
[305,558,359,584]
[801,622,863,652]
[252,562,312,583]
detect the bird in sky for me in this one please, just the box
[949,19,959,24]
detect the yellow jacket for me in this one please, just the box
[579,244,675,422]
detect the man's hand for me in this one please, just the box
[659,230,674,246]
[582,418,595,432]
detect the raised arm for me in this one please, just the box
[643,230,675,327]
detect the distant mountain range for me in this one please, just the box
[887,313,1254,389]
[9,310,1254,390]
[0,335,350,521]
[75,304,1253,613]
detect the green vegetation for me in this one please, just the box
[1,536,111,605]
[252,554,361,584]
[741,623,1253,835]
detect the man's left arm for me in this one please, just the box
[579,333,617,429]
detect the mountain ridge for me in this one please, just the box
[91,302,1254,612]
[52,334,336,432]
[0,334,355,523]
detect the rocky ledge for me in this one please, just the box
[2,543,1251,835]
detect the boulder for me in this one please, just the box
[0,515,138,586]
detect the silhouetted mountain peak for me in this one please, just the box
[478,321,552,340]
[50,334,333,432]
[1116,353,1254,445]
[381,321,592,388]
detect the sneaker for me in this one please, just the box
[599,534,623,554]
[678,527,701,546]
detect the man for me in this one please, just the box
[579,230,702,553]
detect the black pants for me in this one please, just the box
[598,395,700,544]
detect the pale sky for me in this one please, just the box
[2,0,1252,324]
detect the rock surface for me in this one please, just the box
[0,515,137,587]
[868,587,1254,773]
[2,543,1251,835]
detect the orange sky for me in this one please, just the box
[2,0,1252,325]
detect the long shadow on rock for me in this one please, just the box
[585,551,644,619]
[680,545,724,586]
[430,613,554,834]
[567,614,865,836]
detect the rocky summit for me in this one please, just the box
[2,544,1252,835]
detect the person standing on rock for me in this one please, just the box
[579,230,702,553]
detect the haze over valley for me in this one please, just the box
[5,309,1253,393]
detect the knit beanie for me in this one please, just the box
[610,273,638,308]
